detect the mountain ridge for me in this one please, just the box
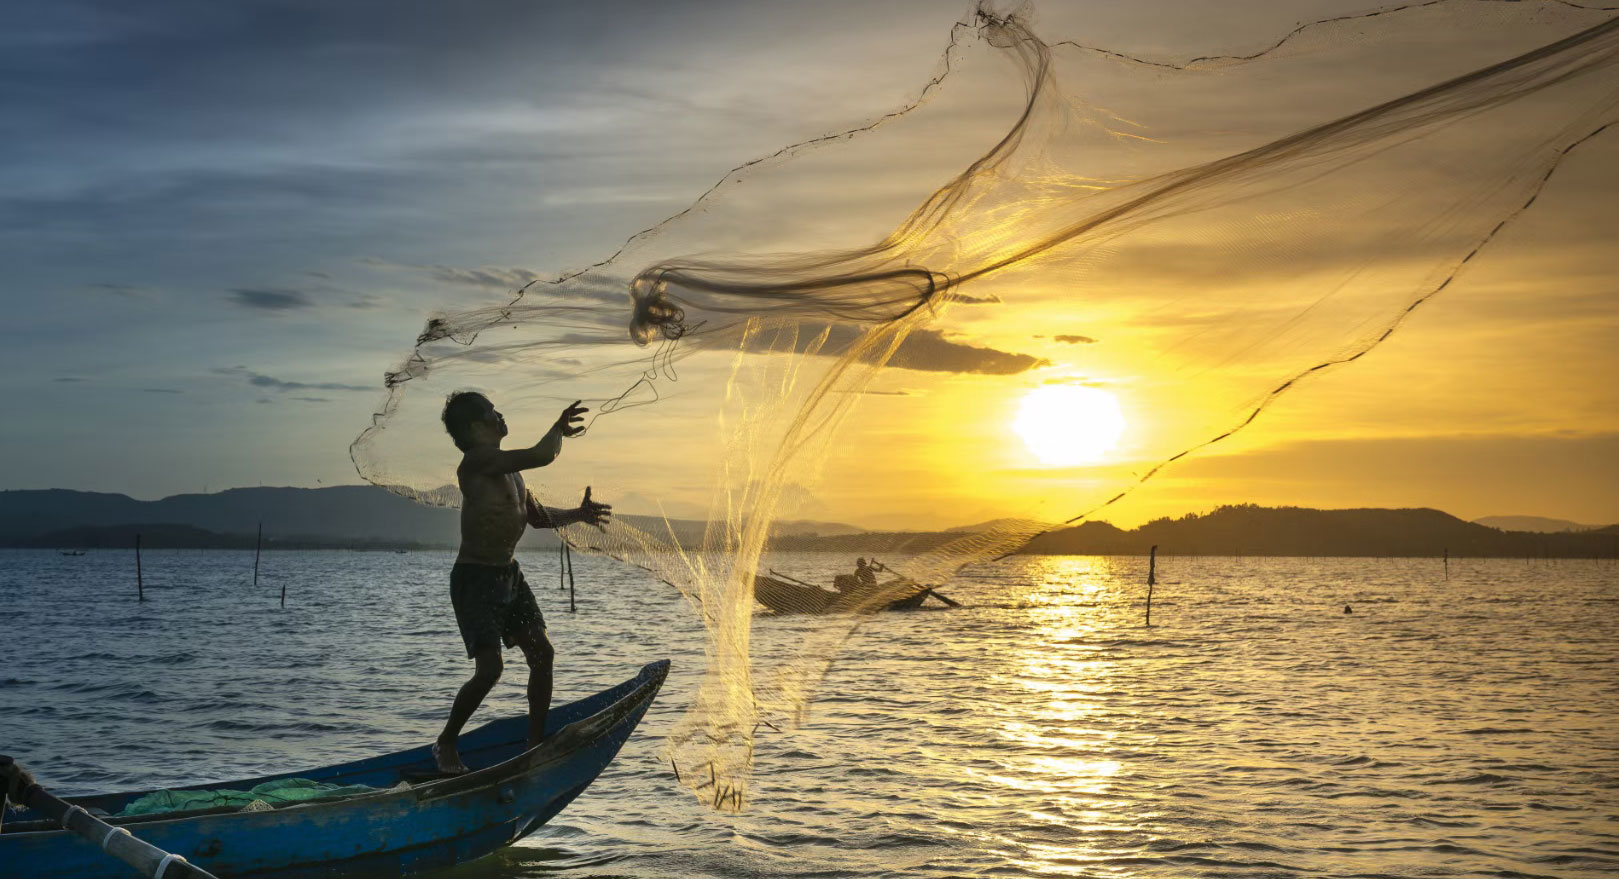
[1015,505,1618,558]
[1471,515,1600,533]
[3,489,1614,557]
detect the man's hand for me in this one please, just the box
[552,400,589,438]
[576,486,611,528]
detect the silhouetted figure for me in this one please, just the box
[834,557,881,593]
[433,392,611,775]
[857,557,881,588]
[1344,604,1353,614]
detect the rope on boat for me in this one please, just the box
[101,823,132,851]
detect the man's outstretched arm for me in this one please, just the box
[469,401,588,476]
[527,486,612,530]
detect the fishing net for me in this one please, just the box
[352,1,1619,809]
[117,779,382,817]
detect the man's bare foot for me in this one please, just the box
[433,739,469,775]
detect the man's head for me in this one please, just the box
[442,391,508,451]
[856,557,866,568]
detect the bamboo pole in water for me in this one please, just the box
[254,521,262,586]
[135,534,143,602]
[565,541,577,613]
[1443,547,1449,580]
[1146,545,1157,627]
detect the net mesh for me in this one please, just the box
[351,1,1619,809]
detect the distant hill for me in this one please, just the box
[0,486,558,550]
[24,523,253,550]
[769,519,868,537]
[18,523,441,551]
[0,487,875,551]
[944,517,1034,533]
[4,490,1615,557]
[1018,505,1619,558]
[1472,515,1604,533]
[768,530,967,554]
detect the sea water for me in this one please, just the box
[2,550,1615,878]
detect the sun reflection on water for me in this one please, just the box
[960,556,1152,872]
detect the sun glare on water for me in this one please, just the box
[1013,385,1126,467]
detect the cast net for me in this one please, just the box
[352,0,1619,809]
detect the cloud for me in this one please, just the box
[228,287,315,311]
[942,292,1002,305]
[53,377,83,383]
[887,328,1048,375]
[141,388,182,394]
[367,259,630,305]
[364,257,539,291]
[215,366,371,393]
[1053,334,1097,344]
[786,325,1046,375]
[87,283,147,298]
[843,388,912,396]
[428,265,541,290]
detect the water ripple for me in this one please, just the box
[2,551,1615,878]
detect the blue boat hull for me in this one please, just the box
[1,660,668,878]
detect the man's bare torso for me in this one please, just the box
[456,462,531,566]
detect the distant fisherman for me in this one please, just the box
[433,392,612,775]
[856,557,879,589]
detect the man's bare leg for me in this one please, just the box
[436,647,503,774]
[517,626,554,748]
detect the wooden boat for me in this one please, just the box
[753,573,932,614]
[0,660,668,878]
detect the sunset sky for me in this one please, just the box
[4,0,1616,530]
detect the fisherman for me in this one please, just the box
[857,557,881,588]
[433,392,611,775]
[832,558,875,594]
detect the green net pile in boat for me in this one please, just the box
[117,779,381,817]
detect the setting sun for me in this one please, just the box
[1013,385,1126,467]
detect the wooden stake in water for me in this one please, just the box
[565,541,576,613]
[253,521,263,587]
[1146,544,1157,627]
[1443,547,1449,581]
[135,533,144,602]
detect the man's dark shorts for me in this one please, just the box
[450,561,544,658]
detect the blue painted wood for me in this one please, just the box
[1,660,668,878]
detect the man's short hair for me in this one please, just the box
[442,391,491,451]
